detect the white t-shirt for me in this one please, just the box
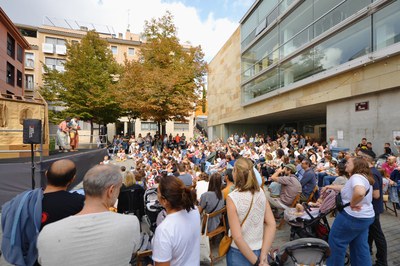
[341,173,374,218]
[37,211,140,266]
[152,208,201,266]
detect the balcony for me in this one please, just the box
[42,43,54,54]
[56,45,67,55]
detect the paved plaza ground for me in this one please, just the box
[1,157,400,265]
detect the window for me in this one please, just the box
[17,45,23,63]
[45,57,66,70]
[6,62,15,86]
[174,122,189,131]
[128,48,135,56]
[25,74,34,90]
[17,70,23,88]
[19,28,37,38]
[373,0,400,51]
[141,122,158,131]
[7,34,15,58]
[111,46,118,55]
[25,53,35,68]
[45,37,66,45]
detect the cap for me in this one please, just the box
[284,164,296,174]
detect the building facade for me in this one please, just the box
[17,23,193,142]
[0,8,49,158]
[0,8,30,96]
[208,0,400,150]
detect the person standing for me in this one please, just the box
[56,117,70,152]
[326,157,375,266]
[227,158,276,266]
[68,116,80,152]
[358,151,388,266]
[152,175,200,265]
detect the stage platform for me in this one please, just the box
[0,148,107,206]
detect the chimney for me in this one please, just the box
[80,26,88,31]
[118,33,123,39]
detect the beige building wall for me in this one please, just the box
[208,26,400,147]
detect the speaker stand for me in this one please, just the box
[30,143,35,189]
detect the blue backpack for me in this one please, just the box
[1,188,43,266]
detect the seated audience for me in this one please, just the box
[37,165,140,266]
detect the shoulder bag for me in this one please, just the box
[219,194,254,257]
[336,185,370,212]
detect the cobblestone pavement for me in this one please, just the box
[1,157,400,265]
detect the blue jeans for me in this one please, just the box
[322,175,337,187]
[226,247,260,266]
[327,211,374,266]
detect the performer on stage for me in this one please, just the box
[68,116,80,152]
[56,117,70,152]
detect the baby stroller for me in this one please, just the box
[270,238,330,266]
[284,189,350,265]
[143,188,165,234]
[285,189,337,241]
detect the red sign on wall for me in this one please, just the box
[355,101,369,112]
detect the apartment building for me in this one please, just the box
[0,8,30,96]
[17,22,193,140]
[208,0,400,149]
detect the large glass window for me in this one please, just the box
[241,0,278,48]
[240,0,389,104]
[315,17,371,73]
[279,48,317,86]
[373,0,400,51]
[279,1,313,58]
[242,68,279,101]
[242,28,279,80]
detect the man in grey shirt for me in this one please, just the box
[37,165,140,266]
[177,163,193,187]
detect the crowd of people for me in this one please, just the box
[2,128,400,266]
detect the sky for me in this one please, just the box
[0,0,254,62]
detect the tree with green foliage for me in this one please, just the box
[117,11,207,135]
[40,31,122,141]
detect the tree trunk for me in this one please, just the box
[161,119,166,137]
[90,120,94,144]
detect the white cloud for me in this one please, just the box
[0,0,240,62]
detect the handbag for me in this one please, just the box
[218,194,254,257]
[200,211,211,262]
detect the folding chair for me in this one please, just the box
[277,193,301,230]
[202,207,228,265]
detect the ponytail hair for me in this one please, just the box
[233,157,260,194]
[159,175,196,212]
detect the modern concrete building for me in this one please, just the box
[16,22,193,142]
[208,0,400,150]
